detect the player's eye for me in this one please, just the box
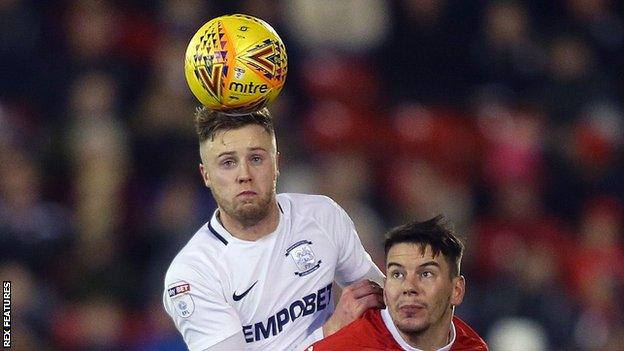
[221,159,236,168]
[421,271,434,278]
[250,155,263,164]
[391,271,404,279]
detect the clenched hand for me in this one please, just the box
[322,280,385,337]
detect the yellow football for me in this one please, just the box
[184,14,287,114]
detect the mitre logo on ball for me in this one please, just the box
[184,14,288,114]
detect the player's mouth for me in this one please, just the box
[237,190,258,198]
[398,303,426,315]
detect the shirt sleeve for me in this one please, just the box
[297,326,325,351]
[326,199,382,286]
[163,266,243,351]
[202,331,247,351]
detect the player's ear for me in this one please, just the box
[199,163,211,188]
[275,151,281,177]
[450,275,465,307]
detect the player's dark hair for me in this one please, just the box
[194,107,275,143]
[384,215,464,277]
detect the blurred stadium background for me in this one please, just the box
[1,0,623,350]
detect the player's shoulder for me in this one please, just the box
[278,193,343,215]
[310,309,398,350]
[164,223,225,285]
[452,316,489,351]
[313,309,385,348]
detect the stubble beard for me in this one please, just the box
[394,298,452,337]
[395,312,430,335]
[213,188,275,227]
[232,192,273,227]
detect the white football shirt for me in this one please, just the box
[163,193,381,351]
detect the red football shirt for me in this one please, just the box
[308,309,488,351]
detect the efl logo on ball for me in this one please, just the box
[185,14,287,114]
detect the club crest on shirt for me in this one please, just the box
[285,240,322,276]
[167,281,195,318]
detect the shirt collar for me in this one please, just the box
[381,308,456,351]
[208,197,285,244]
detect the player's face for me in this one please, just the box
[384,243,464,339]
[199,124,279,226]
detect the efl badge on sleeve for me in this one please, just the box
[286,240,322,277]
[167,281,195,318]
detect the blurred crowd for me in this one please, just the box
[1,0,623,350]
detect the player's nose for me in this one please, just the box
[402,275,421,295]
[237,162,252,182]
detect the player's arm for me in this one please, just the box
[322,278,384,337]
[322,266,385,337]
[200,332,246,351]
[346,264,384,286]
[324,198,385,286]
[321,199,385,337]
[163,268,244,351]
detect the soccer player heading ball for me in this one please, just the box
[184,14,287,114]
[163,104,385,350]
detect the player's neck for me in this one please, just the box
[400,313,453,351]
[218,201,280,241]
